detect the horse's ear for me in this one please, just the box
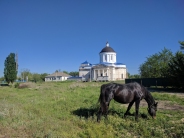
[155,102,158,106]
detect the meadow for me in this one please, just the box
[0,81,184,138]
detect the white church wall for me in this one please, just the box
[99,52,116,64]
[79,70,90,78]
[115,68,127,80]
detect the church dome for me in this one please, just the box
[99,42,117,64]
[100,42,116,53]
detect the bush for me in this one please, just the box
[14,82,20,88]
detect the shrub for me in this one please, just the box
[14,82,20,88]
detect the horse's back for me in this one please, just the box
[102,82,144,103]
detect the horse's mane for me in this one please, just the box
[141,85,155,106]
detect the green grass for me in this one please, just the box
[152,93,184,105]
[0,81,184,137]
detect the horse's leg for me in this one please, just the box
[97,107,102,122]
[97,103,109,122]
[124,101,134,117]
[104,102,110,119]
[135,100,140,121]
[97,101,109,122]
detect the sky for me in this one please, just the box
[0,0,184,77]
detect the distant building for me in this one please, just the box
[45,72,70,82]
[79,42,127,81]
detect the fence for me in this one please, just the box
[125,78,173,88]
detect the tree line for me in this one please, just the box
[17,70,79,82]
[1,53,79,83]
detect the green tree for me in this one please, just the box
[166,51,184,88]
[0,77,5,82]
[4,53,17,84]
[179,41,184,50]
[127,72,130,78]
[32,73,41,82]
[129,74,141,79]
[20,69,31,81]
[40,73,49,81]
[139,48,173,78]
[63,70,69,74]
[69,71,79,77]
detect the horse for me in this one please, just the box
[97,82,158,122]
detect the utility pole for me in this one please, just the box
[15,53,18,76]
[90,67,92,82]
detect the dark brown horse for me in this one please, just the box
[97,82,158,122]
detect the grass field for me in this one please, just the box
[0,81,184,138]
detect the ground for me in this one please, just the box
[0,82,184,137]
[122,92,184,111]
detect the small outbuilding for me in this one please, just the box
[45,72,70,82]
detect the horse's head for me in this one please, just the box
[148,102,158,119]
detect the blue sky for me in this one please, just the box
[0,0,184,77]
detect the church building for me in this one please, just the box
[79,42,127,81]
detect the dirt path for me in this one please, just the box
[140,100,184,111]
[121,93,184,111]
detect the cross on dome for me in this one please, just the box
[106,42,109,47]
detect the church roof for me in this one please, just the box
[81,61,91,65]
[100,42,116,53]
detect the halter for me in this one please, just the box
[147,103,157,112]
[147,104,153,111]
[146,95,156,110]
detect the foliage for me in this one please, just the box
[19,69,49,82]
[20,69,32,81]
[139,48,173,78]
[0,77,5,81]
[179,41,184,50]
[14,82,20,88]
[40,73,49,81]
[127,72,130,78]
[32,73,41,82]
[69,71,79,77]
[129,74,141,78]
[0,81,184,137]
[166,51,184,88]
[63,70,69,74]
[4,53,17,84]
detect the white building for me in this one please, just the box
[45,72,70,82]
[79,42,127,81]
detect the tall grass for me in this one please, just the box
[0,81,184,137]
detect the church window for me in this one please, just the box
[105,55,107,61]
[122,74,123,79]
